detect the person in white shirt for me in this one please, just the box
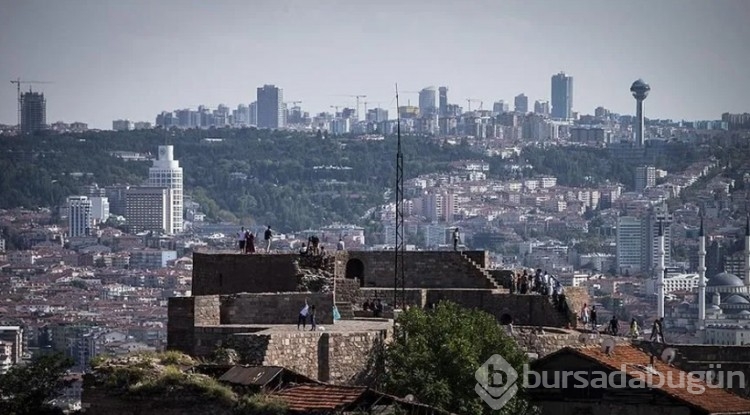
[337,237,345,251]
[297,300,309,330]
[237,227,246,253]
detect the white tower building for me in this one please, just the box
[148,145,183,234]
[67,196,93,237]
[698,216,706,329]
[656,220,666,319]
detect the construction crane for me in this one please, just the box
[336,94,367,120]
[10,78,52,129]
[330,105,342,116]
[466,98,483,112]
[287,100,302,107]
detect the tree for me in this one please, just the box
[378,302,536,415]
[0,353,73,414]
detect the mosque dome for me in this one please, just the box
[710,304,722,310]
[707,272,745,287]
[724,294,750,304]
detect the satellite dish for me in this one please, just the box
[661,347,677,364]
[601,338,616,355]
[404,394,415,402]
[578,333,589,345]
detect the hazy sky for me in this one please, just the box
[1,0,749,129]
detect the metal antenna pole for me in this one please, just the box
[394,84,405,311]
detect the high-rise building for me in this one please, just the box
[419,87,437,117]
[67,196,93,237]
[551,72,573,120]
[514,94,529,114]
[634,166,656,192]
[125,187,173,234]
[256,85,284,129]
[616,216,643,275]
[534,100,550,116]
[248,101,258,126]
[89,197,110,223]
[20,90,46,134]
[493,101,509,114]
[148,145,183,234]
[438,87,448,117]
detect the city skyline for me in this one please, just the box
[1,0,749,129]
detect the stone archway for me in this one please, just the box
[345,259,365,287]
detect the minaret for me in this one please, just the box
[745,214,750,289]
[657,220,666,319]
[698,215,706,329]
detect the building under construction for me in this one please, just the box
[21,90,46,134]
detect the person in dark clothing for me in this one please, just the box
[246,231,255,254]
[373,299,383,317]
[590,306,598,330]
[609,315,619,336]
[310,235,320,255]
[452,228,460,251]
[309,305,317,331]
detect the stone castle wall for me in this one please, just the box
[220,292,333,325]
[345,251,495,288]
[192,252,300,295]
[511,327,631,358]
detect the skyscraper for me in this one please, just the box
[21,90,46,134]
[514,94,529,114]
[644,206,672,275]
[551,72,573,120]
[534,100,550,116]
[148,145,183,234]
[419,87,437,117]
[125,186,173,234]
[438,87,448,117]
[256,85,284,129]
[67,196,93,237]
[616,216,643,274]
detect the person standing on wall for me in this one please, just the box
[309,305,317,331]
[264,226,273,253]
[237,227,246,253]
[298,300,309,330]
[452,227,460,251]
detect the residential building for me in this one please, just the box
[551,71,573,120]
[129,249,178,269]
[20,90,46,134]
[0,326,23,366]
[635,166,656,192]
[438,86,448,117]
[67,196,93,237]
[112,120,134,131]
[534,100,550,116]
[256,85,284,129]
[147,145,183,234]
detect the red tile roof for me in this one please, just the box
[555,345,750,414]
[273,384,367,412]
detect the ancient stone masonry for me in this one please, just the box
[511,327,630,358]
[294,254,337,292]
[220,292,334,325]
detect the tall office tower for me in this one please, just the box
[67,196,93,237]
[634,166,656,192]
[438,87,448,117]
[256,85,284,129]
[419,86,437,117]
[493,101,509,114]
[534,100,550,116]
[630,79,650,146]
[125,186,173,234]
[148,145,183,234]
[616,216,643,274]
[644,206,672,274]
[248,101,258,126]
[551,72,573,120]
[514,94,529,114]
[20,90,46,134]
[89,197,110,223]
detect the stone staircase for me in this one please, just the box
[459,252,503,289]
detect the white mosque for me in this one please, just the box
[664,216,750,344]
